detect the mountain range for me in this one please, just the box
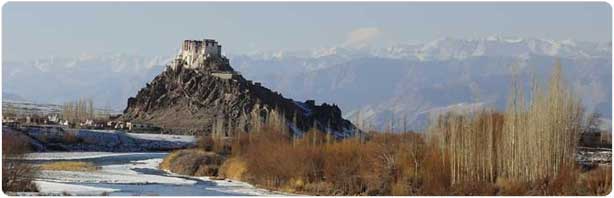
[3,36,611,130]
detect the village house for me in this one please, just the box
[47,114,60,124]
[126,122,155,131]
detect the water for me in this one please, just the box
[29,152,282,196]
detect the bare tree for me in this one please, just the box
[499,61,583,182]
[3,132,38,192]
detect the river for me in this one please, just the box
[24,152,287,196]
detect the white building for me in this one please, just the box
[47,114,60,123]
[127,122,154,131]
[172,39,223,69]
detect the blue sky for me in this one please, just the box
[3,2,611,60]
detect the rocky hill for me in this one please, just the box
[121,39,357,137]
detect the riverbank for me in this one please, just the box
[4,126,195,152]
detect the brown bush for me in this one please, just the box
[219,157,247,180]
[241,125,292,187]
[517,165,579,196]
[450,181,497,196]
[160,149,224,176]
[578,166,612,196]
[196,135,231,154]
[547,165,580,195]
[420,142,451,195]
[355,132,425,195]
[496,178,529,195]
[238,124,326,190]
[2,132,38,193]
[322,139,366,195]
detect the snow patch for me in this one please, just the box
[34,181,119,196]
[36,158,196,185]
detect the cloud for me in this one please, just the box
[343,27,381,48]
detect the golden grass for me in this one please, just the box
[159,150,183,171]
[39,161,98,172]
[219,157,247,180]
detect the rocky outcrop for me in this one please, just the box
[121,39,358,137]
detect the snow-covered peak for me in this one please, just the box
[21,53,170,73]
[376,36,610,60]
[237,36,610,62]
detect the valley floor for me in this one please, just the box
[19,152,287,196]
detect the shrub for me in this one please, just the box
[450,181,497,196]
[160,149,224,176]
[495,177,529,195]
[240,125,291,187]
[578,166,612,196]
[322,140,365,195]
[544,165,580,195]
[219,157,248,180]
[196,135,230,154]
[420,142,451,195]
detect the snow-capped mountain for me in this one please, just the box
[237,36,611,62]
[228,37,611,130]
[374,36,611,60]
[3,54,167,109]
[3,37,611,130]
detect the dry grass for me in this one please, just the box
[219,157,247,180]
[39,161,98,172]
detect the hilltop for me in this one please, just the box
[120,39,358,136]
